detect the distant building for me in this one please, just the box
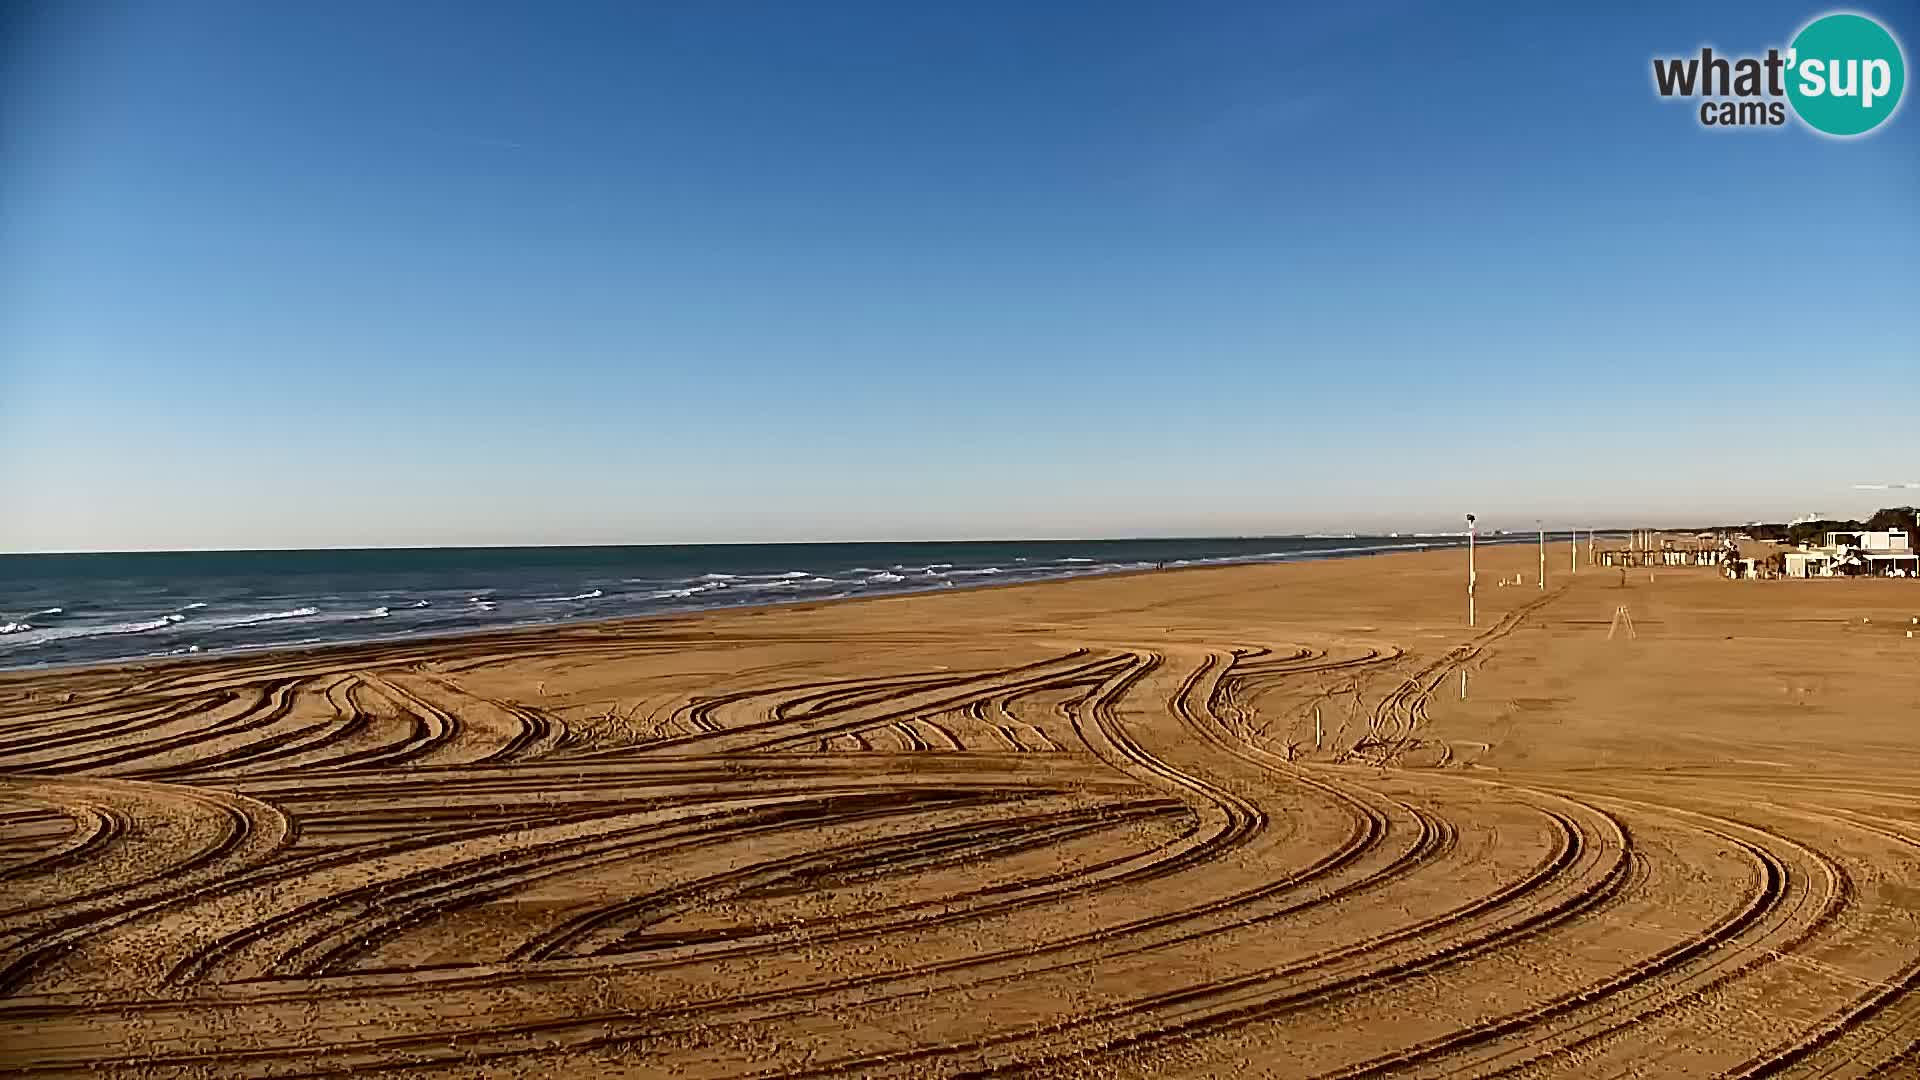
[1783,550,1835,578]
[1824,530,1910,552]
[1784,530,1917,577]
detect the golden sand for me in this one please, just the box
[3,544,1918,1077]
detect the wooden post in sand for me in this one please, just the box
[1314,704,1323,751]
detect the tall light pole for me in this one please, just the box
[1537,519,1545,591]
[1466,513,1477,627]
[1571,527,1578,574]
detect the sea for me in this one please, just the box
[0,535,1468,671]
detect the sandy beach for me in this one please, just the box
[3,544,1918,1078]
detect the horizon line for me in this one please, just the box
[2,526,1666,558]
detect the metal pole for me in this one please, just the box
[1571,527,1578,574]
[1538,520,1545,591]
[1467,514,1476,627]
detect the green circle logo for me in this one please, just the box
[1787,13,1906,136]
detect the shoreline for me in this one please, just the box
[0,537,1519,680]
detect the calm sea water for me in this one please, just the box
[0,536,1466,671]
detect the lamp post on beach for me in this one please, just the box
[1537,520,1545,591]
[1466,514,1477,628]
[1571,528,1578,574]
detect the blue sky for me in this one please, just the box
[3,1,1916,551]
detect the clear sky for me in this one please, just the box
[3,1,1916,552]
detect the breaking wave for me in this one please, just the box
[0,616,188,649]
[199,607,322,631]
[654,580,732,599]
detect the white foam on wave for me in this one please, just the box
[536,589,604,603]
[698,573,738,582]
[737,579,801,591]
[654,579,731,599]
[951,567,1003,576]
[178,602,208,611]
[409,600,431,609]
[201,606,322,631]
[865,571,905,584]
[1055,557,1094,563]
[364,606,392,619]
[0,616,185,649]
[0,622,33,636]
[26,607,63,618]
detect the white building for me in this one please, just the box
[1823,530,1911,552]
[1785,530,1917,577]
